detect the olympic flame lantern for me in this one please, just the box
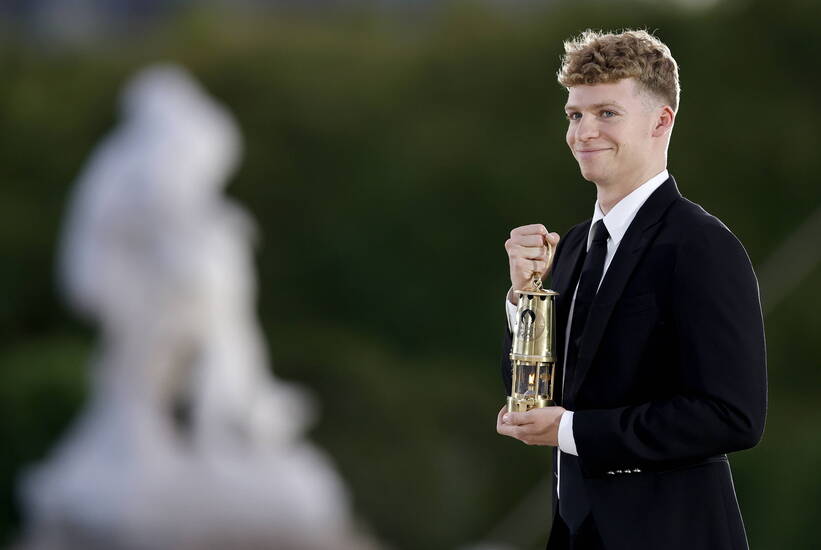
[507,244,558,413]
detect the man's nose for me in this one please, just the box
[576,116,599,141]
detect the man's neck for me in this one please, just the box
[595,163,667,215]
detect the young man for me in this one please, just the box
[496,30,767,549]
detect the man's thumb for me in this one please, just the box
[503,411,525,425]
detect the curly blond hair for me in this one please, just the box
[558,29,680,112]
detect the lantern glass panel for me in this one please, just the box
[514,363,538,396]
[537,365,549,396]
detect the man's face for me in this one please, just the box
[564,78,661,187]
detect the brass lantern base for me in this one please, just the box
[507,395,554,413]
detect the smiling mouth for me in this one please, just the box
[575,148,611,159]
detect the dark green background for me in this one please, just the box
[1,1,819,548]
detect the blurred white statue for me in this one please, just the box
[18,64,377,550]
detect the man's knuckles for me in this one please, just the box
[511,225,545,237]
[510,234,542,248]
[511,248,547,262]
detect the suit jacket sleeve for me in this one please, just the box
[572,220,768,474]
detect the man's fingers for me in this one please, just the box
[510,245,548,260]
[517,260,547,277]
[502,411,534,426]
[510,224,548,238]
[498,423,537,444]
[496,407,539,444]
[510,234,545,248]
[506,227,560,293]
[545,232,561,246]
[505,241,546,258]
[497,422,524,437]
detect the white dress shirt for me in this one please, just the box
[505,169,669,496]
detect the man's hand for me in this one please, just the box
[505,224,560,305]
[496,405,566,447]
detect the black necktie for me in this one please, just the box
[559,219,609,533]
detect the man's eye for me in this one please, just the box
[567,112,581,120]
[601,110,616,118]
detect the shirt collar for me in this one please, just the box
[587,169,669,250]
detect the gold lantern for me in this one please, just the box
[507,246,558,413]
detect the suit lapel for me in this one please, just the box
[553,223,589,328]
[549,222,588,406]
[567,177,682,400]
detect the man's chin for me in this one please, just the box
[577,165,602,183]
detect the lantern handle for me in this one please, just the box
[529,238,556,291]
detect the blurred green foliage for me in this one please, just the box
[1,0,820,548]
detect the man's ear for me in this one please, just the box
[652,105,675,137]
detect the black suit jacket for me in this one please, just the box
[501,177,767,550]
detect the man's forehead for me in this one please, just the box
[564,79,638,109]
